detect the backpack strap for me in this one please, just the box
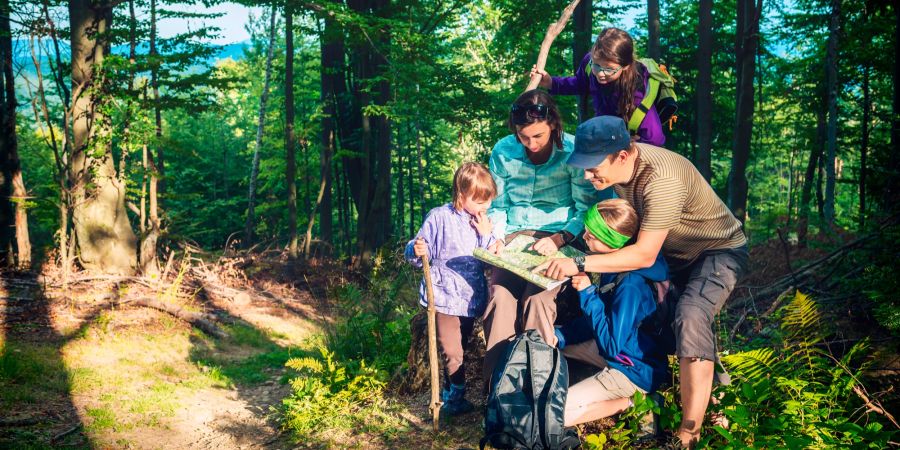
[627,77,660,135]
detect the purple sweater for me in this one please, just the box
[550,53,665,147]
[405,204,496,317]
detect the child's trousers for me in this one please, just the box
[436,312,475,386]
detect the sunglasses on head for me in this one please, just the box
[511,103,549,124]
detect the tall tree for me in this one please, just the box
[285,1,298,258]
[150,0,164,195]
[823,0,840,223]
[244,6,278,247]
[0,0,30,268]
[728,0,762,222]
[69,0,137,274]
[342,0,393,267]
[319,3,342,255]
[573,0,592,122]
[891,1,900,208]
[647,0,661,60]
[695,0,713,181]
[859,61,868,230]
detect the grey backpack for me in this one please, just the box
[480,330,580,450]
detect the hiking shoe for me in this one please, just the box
[439,383,475,420]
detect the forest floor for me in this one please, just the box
[1,232,898,449]
[0,253,492,449]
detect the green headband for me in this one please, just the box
[584,205,631,249]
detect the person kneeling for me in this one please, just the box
[553,199,671,427]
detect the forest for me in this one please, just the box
[0,0,898,448]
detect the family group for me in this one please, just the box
[404,27,748,449]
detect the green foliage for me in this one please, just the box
[282,253,417,442]
[706,292,896,448]
[583,390,680,450]
[325,251,416,372]
[283,347,389,439]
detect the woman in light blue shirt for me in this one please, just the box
[482,89,609,384]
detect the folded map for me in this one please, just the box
[473,234,585,291]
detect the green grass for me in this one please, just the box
[189,322,299,386]
[85,407,117,432]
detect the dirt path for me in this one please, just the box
[0,268,322,449]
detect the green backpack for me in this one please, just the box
[630,58,678,133]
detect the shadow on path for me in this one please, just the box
[0,269,93,447]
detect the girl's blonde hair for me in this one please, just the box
[452,162,497,211]
[595,198,638,238]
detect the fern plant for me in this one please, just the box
[705,291,896,449]
[283,347,388,441]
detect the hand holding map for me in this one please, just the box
[473,235,585,290]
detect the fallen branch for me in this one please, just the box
[853,383,900,430]
[51,424,81,442]
[524,0,581,91]
[125,296,228,339]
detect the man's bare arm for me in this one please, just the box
[534,229,669,279]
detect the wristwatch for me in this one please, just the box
[573,255,586,273]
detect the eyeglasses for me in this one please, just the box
[511,103,549,124]
[590,61,623,77]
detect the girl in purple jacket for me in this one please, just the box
[531,28,666,147]
[404,162,497,419]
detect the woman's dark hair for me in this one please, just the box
[508,89,564,150]
[591,28,643,123]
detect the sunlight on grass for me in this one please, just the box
[85,407,117,432]
[4,301,309,447]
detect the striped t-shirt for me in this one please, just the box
[614,143,747,270]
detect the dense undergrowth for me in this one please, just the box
[281,251,417,444]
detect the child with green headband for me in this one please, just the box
[553,199,672,428]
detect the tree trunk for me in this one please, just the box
[244,6,278,247]
[860,63,869,231]
[69,0,137,274]
[647,0,660,60]
[890,4,900,209]
[320,8,343,256]
[1,0,31,269]
[285,2,298,258]
[572,0,592,123]
[823,0,839,223]
[149,0,165,196]
[396,141,405,235]
[695,0,713,181]
[727,0,761,223]
[407,123,415,236]
[798,135,820,248]
[344,0,392,268]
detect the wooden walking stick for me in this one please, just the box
[422,252,442,431]
[525,0,583,92]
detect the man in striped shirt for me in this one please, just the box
[536,116,749,448]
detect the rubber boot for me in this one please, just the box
[440,383,475,420]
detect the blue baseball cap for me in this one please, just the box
[567,116,631,169]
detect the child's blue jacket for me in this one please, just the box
[556,253,671,392]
